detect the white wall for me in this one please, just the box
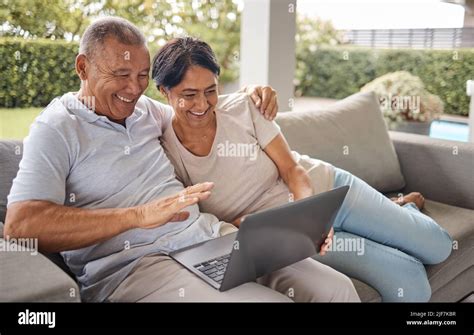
[240,0,296,111]
[468,80,474,142]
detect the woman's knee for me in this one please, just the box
[421,217,453,264]
[341,238,432,302]
[392,261,432,302]
[374,251,431,302]
[436,224,453,262]
[432,229,453,264]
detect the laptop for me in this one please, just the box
[169,185,349,292]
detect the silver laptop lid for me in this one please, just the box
[220,185,349,291]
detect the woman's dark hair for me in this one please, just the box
[152,37,221,90]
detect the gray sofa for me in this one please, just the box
[0,92,472,302]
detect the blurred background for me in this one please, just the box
[0,0,473,141]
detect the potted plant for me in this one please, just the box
[360,71,444,135]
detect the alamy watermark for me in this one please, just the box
[327,234,365,256]
[217,141,258,161]
[18,309,55,328]
[65,95,96,112]
[0,235,38,256]
[379,94,420,113]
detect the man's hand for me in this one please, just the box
[319,227,334,256]
[135,182,214,229]
[241,85,278,121]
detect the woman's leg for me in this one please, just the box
[332,168,453,265]
[313,232,432,302]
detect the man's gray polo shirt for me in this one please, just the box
[7,92,223,302]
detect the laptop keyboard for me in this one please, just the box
[193,254,231,285]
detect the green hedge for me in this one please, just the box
[0,38,183,107]
[0,38,80,107]
[2,38,474,116]
[296,46,474,116]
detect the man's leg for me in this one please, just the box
[257,257,360,302]
[107,254,292,302]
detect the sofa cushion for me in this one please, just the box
[351,278,381,302]
[422,199,474,302]
[276,92,405,192]
[0,238,80,302]
[0,140,23,223]
[390,130,474,210]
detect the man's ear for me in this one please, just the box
[75,54,88,81]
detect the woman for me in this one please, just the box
[153,37,453,302]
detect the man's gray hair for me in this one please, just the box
[79,17,146,59]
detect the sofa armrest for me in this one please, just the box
[389,131,474,210]
[0,238,80,302]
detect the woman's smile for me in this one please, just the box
[186,106,215,122]
[188,109,208,117]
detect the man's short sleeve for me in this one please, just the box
[140,96,174,134]
[246,96,281,149]
[7,121,70,206]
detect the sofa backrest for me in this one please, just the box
[0,139,77,279]
[1,92,406,220]
[0,140,23,223]
[276,92,406,193]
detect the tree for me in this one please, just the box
[295,15,344,97]
[105,0,241,83]
[1,2,342,91]
[0,0,98,39]
[0,0,241,83]
[296,15,344,55]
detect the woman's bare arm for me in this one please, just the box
[262,134,333,255]
[263,134,313,201]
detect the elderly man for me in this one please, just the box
[5,17,359,303]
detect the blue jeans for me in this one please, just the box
[313,168,453,302]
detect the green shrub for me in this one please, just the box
[295,47,376,99]
[3,38,473,116]
[0,37,221,107]
[0,38,80,107]
[296,46,474,116]
[360,71,443,126]
[0,38,167,107]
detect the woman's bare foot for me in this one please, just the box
[391,192,425,210]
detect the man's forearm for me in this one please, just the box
[4,201,139,253]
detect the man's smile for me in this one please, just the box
[115,94,135,103]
